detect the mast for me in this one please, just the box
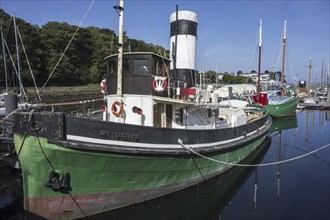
[13,13,23,102]
[307,57,312,96]
[257,18,262,97]
[326,64,330,103]
[116,0,124,97]
[321,60,324,87]
[281,20,287,94]
[1,25,8,94]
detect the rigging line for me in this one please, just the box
[58,104,65,114]
[261,45,271,72]
[286,43,297,86]
[140,0,157,38]
[35,131,88,217]
[178,139,330,167]
[3,39,29,101]
[0,109,17,123]
[249,23,260,72]
[16,26,41,101]
[272,27,284,74]
[140,0,163,53]
[154,39,170,77]
[40,0,95,93]
[249,45,258,73]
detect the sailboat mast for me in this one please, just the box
[13,13,23,102]
[281,20,287,94]
[116,0,124,97]
[307,57,312,96]
[1,25,9,94]
[257,18,262,96]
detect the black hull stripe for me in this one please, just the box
[51,118,271,155]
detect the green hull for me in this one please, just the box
[261,96,298,118]
[94,136,272,219]
[14,133,266,219]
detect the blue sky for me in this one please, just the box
[1,0,329,84]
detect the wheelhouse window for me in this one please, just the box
[154,59,170,77]
[133,59,149,75]
[154,60,162,76]
[107,58,130,75]
[107,60,117,75]
[123,59,130,74]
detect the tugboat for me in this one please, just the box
[12,1,272,219]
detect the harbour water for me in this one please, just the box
[0,110,329,220]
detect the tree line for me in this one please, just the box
[0,9,169,87]
[199,71,253,85]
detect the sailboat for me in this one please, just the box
[11,1,272,219]
[0,25,8,113]
[0,13,35,117]
[254,19,298,117]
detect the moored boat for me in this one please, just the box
[12,1,272,219]
[260,94,299,117]
[253,19,298,117]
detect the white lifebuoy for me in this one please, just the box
[100,79,107,94]
[152,76,167,92]
[111,101,123,117]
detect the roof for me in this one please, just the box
[104,52,171,62]
[213,84,256,97]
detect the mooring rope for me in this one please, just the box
[178,139,330,167]
[34,131,88,217]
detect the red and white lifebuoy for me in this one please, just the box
[100,79,107,94]
[111,101,123,117]
[152,76,167,92]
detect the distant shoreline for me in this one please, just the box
[19,86,104,102]
[27,87,101,96]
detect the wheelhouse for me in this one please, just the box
[105,52,171,96]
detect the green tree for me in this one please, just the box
[87,26,116,83]
[1,10,45,87]
[39,22,93,85]
[0,8,175,87]
[204,70,216,84]
[222,73,235,83]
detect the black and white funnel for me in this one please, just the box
[170,10,198,88]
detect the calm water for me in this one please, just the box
[0,110,329,220]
